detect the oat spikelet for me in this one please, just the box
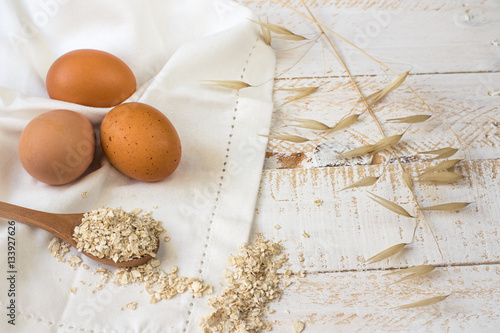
[338,144,374,159]
[366,191,415,218]
[338,133,403,158]
[402,171,413,191]
[420,159,462,175]
[419,147,458,160]
[368,71,410,106]
[387,115,431,123]
[261,134,310,143]
[366,243,407,264]
[259,17,272,45]
[282,86,319,104]
[250,20,306,40]
[384,265,436,276]
[203,80,251,90]
[371,133,404,153]
[394,294,450,309]
[341,176,379,191]
[385,265,436,283]
[326,114,359,134]
[420,202,471,212]
[289,118,331,130]
[419,172,464,184]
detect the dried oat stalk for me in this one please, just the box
[393,294,450,309]
[366,191,415,218]
[419,147,459,160]
[387,115,431,123]
[366,243,408,264]
[420,202,471,212]
[203,80,252,90]
[262,134,310,143]
[282,86,319,104]
[341,176,379,191]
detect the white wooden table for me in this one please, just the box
[238,0,500,331]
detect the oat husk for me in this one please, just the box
[366,191,414,218]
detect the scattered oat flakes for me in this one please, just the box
[48,237,70,260]
[200,234,290,332]
[284,280,293,287]
[82,264,89,270]
[68,254,82,267]
[119,307,124,311]
[126,301,137,310]
[73,207,164,263]
[70,287,77,294]
[297,270,306,278]
[164,236,171,242]
[301,231,310,238]
[152,205,158,209]
[284,269,292,279]
[313,199,323,207]
[273,224,281,230]
[293,320,305,333]
[268,308,275,314]
[81,191,88,198]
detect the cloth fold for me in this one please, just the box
[0,0,275,332]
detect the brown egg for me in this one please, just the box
[18,109,96,185]
[46,49,136,107]
[100,102,181,182]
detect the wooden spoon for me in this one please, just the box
[0,201,158,267]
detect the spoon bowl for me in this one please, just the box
[0,201,158,267]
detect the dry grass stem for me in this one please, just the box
[420,202,471,212]
[420,159,462,175]
[203,80,251,90]
[394,294,450,309]
[366,243,407,264]
[387,115,431,123]
[281,86,319,104]
[366,191,415,218]
[289,118,331,130]
[419,148,459,160]
[341,176,379,191]
[262,134,310,143]
[419,172,464,184]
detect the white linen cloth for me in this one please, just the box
[0,0,274,332]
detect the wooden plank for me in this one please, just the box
[242,0,500,78]
[264,72,500,169]
[252,159,500,271]
[263,264,500,332]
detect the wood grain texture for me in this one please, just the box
[242,0,500,78]
[252,160,499,271]
[265,73,500,169]
[265,264,500,332]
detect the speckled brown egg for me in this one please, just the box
[100,102,181,182]
[18,109,96,185]
[46,49,136,107]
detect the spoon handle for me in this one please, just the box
[0,201,77,242]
